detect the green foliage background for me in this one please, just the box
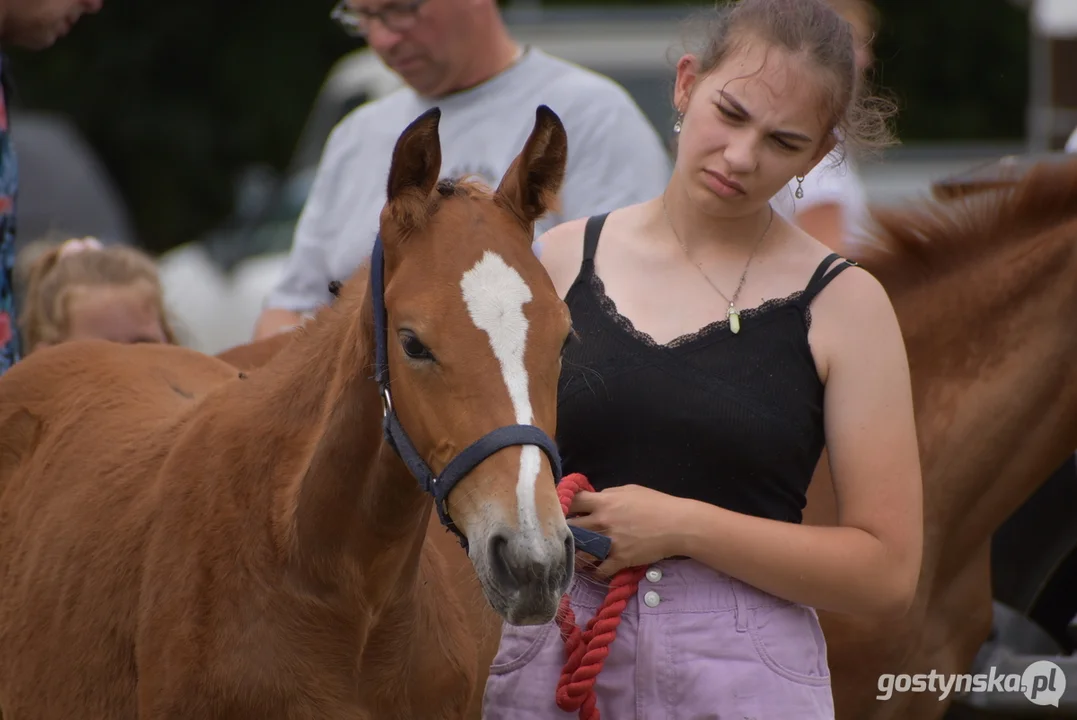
[6,0,1030,254]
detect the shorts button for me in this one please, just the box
[644,590,661,608]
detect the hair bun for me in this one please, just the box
[57,237,105,259]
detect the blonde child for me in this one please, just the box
[18,237,175,353]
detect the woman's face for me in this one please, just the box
[672,39,837,217]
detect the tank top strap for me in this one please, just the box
[581,212,609,268]
[800,253,857,305]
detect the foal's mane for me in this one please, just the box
[854,156,1077,288]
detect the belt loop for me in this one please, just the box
[730,579,750,633]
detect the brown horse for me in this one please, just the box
[807,154,1077,719]
[0,106,576,719]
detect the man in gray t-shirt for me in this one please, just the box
[253,0,672,339]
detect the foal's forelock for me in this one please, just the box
[381,177,492,243]
[460,251,543,535]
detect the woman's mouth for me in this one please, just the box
[703,170,746,198]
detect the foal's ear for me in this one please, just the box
[497,105,568,233]
[385,107,443,221]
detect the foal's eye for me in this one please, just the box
[399,332,434,361]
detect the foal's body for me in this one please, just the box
[0,337,478,718]
[0,343,239,717]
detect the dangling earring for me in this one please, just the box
[673,111,684,135]
[795,175,805,199]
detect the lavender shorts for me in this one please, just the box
[481,558,834,719]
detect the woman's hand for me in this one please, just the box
[568,484,686,576]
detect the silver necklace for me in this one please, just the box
[661,197,774,335]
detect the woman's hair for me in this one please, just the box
[18,237,176,352]
[681,0,897,160]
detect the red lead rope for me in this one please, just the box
[554,473,648,719]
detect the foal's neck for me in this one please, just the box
[256,287,430,594]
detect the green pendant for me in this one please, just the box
[728,304,741,335]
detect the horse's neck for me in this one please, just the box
[356,525,480,716]
[253,296,431,599]
[906,224,1077,569]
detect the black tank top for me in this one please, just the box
[556,213,854,524]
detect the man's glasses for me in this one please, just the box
[330,0,430,38]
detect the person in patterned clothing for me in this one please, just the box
[0,0,105,375]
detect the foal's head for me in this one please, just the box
[377,106,573,624]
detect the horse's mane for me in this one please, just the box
[853,156,1077,287]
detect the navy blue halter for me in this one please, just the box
[369,234,611,560]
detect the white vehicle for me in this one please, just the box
[158,7,696,355]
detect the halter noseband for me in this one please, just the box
[369,235,611,560]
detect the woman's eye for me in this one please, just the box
[400,333,434,361]
[718,105,741,121]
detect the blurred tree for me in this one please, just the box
[5,0,1029,255]
[7,0,359,253]
[869,0,1029,141]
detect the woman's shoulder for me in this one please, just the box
[788,229,889,317]
[535,217,590,300]
[800,243,902,377]
[773,218,897,354]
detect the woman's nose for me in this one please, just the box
[723,136,758,175]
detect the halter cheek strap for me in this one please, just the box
[369,235,611,560]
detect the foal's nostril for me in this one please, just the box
[489,529,574,601]
[489,532,522,591]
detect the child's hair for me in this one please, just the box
[18,237,176,352]
[681,0,898,161]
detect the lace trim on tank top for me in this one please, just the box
[587,271,811,349]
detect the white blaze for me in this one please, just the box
[460,251,541,533]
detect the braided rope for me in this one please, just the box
[554,473,648,719]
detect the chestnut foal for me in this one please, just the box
[0,106,581,719]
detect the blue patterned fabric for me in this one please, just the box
[0,51,21,375]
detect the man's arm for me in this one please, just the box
[253,308,305,340]
[253,121,359,340]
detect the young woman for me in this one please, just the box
[481,0,922,717]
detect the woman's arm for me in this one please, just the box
[570,267,923,620]
[674,267,923,619]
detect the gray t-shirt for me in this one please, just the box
[265,47,673,313]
